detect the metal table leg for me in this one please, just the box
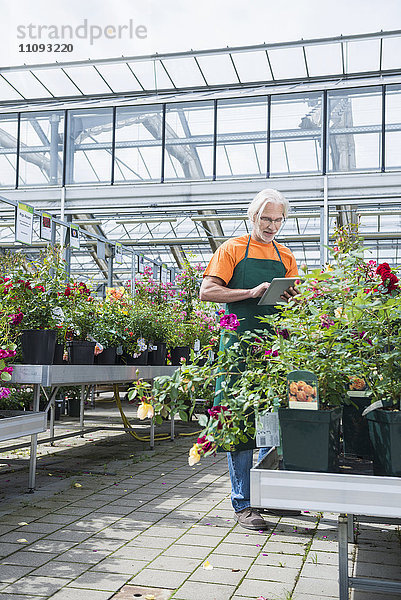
[338,513,350,600]
[80,385,85,436]
[170,412,175,441]
[28,384,40,493]
[347,513,356,543]
[150,417,155,450]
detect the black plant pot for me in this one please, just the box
[53,343,65,365]
[366,409,401,476]
[54,399,65,420]
[21,329,57,365]
[67,340,96,365]
[170,346,190,365]
[148,343,167,366]
[120,350,149,366]
[342,396,373,459]
[68,397,81,418]
[96,347,117,365]
[279,406,342,473]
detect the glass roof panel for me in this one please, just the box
[63,66,112,95]
[382,36,401,70]
[344,39,380,73]
[127,60,174,90]
[267,47,307,79]
[2,71,52,99]
[161,57,206,88]
[96,63,143,92]
[0,76,24,101]
[304,43,343,76]
[31,68,82,97]
[196,54,239,85]
[232,50,272,83]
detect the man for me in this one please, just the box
[200,188,299,530]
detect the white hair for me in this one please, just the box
[247,188,289,224]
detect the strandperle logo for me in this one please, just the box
[17,19,147,45]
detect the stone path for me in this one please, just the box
[0,401,400,600]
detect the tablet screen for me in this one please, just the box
[257,277,301,306]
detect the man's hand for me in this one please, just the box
[280,282,301,302]
[249,281,271,299]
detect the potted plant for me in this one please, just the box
[63,282,96,364]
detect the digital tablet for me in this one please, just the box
[257,277,301,306]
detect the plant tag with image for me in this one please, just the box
[256,412,280,447]
[287,370,319,410]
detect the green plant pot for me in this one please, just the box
[278,406,342,473]
[342,396,373,459]
[366,409,401,476]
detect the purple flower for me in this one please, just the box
[0,388,11,399]
[277,328,289,340]
[219,313,240,331]
[10,312,23,325]
[319,314,334,329]
[265,349,279,357]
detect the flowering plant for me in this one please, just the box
[62,281,95,341]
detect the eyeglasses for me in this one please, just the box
[259,217,286,226]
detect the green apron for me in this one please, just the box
[214,235,286,451]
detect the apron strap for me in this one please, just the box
[272,240,284,265]
[244,235,252,259]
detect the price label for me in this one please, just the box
[256,412,280,448]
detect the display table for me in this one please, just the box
[7,365,177,491]
[251,450,401,599]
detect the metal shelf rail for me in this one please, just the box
[6,365,177,492]
[251,449,401,600]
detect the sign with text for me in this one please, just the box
[40,212,52,241]
[256,412,280,448]
[15,203,34,245]
[287,370,319,410]
[138,254,144,273]
[161,263,168,283]
[70,225,80,249]
[115,243,123,263]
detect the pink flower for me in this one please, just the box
[264,349,278,357]
[10,312,23,325]
[219,313,240,331]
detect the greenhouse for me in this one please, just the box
[1,27,401,600]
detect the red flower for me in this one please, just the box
[35,285,45,292]
[64,287,71,296]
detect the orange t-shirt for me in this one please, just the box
[203,235,298,285]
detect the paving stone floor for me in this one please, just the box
[0,401,400,599]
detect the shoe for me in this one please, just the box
[263,508,301,517]
[234,508,269,530]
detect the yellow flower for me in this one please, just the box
[188,444,201,466]
[137,402,154,420]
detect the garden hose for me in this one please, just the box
[112,384,200,441]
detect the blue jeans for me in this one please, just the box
[227,447,271,512]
